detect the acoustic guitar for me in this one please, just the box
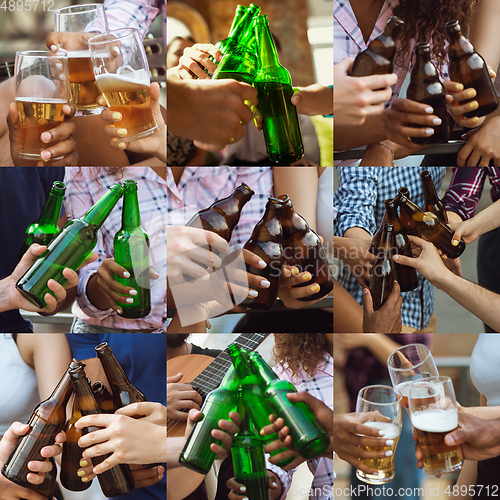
[167,333,269,500]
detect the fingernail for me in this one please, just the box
[125,298,133,303]
[385,450,393,457]
[118,142,127,149]
[452,239,459,246]
[310,284,320,293]
[432,118,442,125]
[117,308,123,314]
[112,112,122,120]
[117,128,128,136]
[363,288,369,294]
[472,117,479,123]
[425,107,433,114]
[386,440,394,446]
[425,128,434,135]
[469,101,478,110]
[240,486,247,493]
[129,289,137,296]
[393,254,400,261]
[302,272,312,281]
[41,132,51,143]
[77,470,86,477]
[248,290,258,298]
[82,477,89,482]
[467,89,476,97]
[260,279,271,288]
[242,498,249,500]
[273,482,278,488]
[79,459,88,467]
[260,429,265,435]
[291,268,299,276]
[244,99,251,106]
[258,260,267,268]
[123,271,131,278]
[40,150,51,161]
[379,430,386,436]
[97,97,106,106]
[455,83,464,91]
[50,44,57,51]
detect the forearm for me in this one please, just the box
[333,280,363,333]
[454,460,478,500]
[462,406,500,420]
[470,200,500,236]
[358,334,404,365]
[343,228,372,240]
[0,279,12,313]
[334,114,388,151]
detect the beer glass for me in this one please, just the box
[355,385,403,485]
[408,376,462,475]
[14,50,69,161]
[387,344,439,409]
[54,4,108,116]
[89,28,158,141]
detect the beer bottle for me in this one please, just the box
[114,180,151,319]
[398,190,466,259]
[16,182,124,309]
[2,369,74,488]
[369,211,388,257]
[92,381,115,414]
[69,365,135,497]
[18,181,66,260]
[231,393,271,500]
[420,170,448,223]
[395,187,419,237]
[229,344,330,460]
[95,342,146,408]
[406,44,449,145]
[253,15,304,165]
[178,366,239,474]
[348,16,404,77]
[369,223,396,310]
[24,458,56,500]
[242,196,284,310]
[445,20,499,118]
[280,195,333,301]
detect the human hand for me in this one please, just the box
[332,58,397,126]
[290,83,333,117]
[443,80,485,129]
[278,266,324,309]
[457,116,500,167]
[449,217,487,245]
[45,31,93,52]
[175,43,222,79]
[129,464,165,489]
[7,102,78,166]
[385,98,443,149]
[336,236,377,288]
[166,373,203,421]
[362,282,402,333]
[116,402,167,426]
[227,472,281,500]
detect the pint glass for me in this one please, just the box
[54,4,108,115]
[89,28,158,141]
[356,385,403,485]
[14,50,69,161]
[409,376,462,475]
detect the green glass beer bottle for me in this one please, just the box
[253,15,304,165]
[179,367,239,475]
[92,381,115,414]
[231,393,271,500]
[18,181,66,261]
[114,180,151,318]
[69,365,135,497]
[16,182,124,308]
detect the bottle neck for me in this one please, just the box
[227,343,255,383]
[39,185,65,225]
[48,369,74,410]
[212,183,254,217]
[248,352,279,385]
[96,345,134,390]
[379,225,394,254]
[121,185,141,230]
[254,17,280,70]
[227,5,260,48]
[227,6,247,37]
[82,183,124,228]
[421,172,440,204]
[385,202,401,232]
[446,25,474,56]
[70,369,100,417]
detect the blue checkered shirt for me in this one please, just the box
[334,166,446,330]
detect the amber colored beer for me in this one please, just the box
[96,73,158,140]
[395,381,412,409]
[16,98,66,160]
[357,422,401,484]
[412,410,462,475]
[67,51,101,112]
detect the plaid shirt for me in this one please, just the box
[267,354,334,500]
[334,166,446,330]
[442,167,500,221]
[64,167,167,332]
[103,0,166,43]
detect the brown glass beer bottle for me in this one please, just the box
[445,20,499,118]
[2,368,73,488]
[395,187,419,237]
[242,196,285,310]
[92,381,115,414]
[349,16,404,77]
[280,195,333,301]
[420,170,448,223]
[369,223,396,311]
[407,44,449,145]
[398,190,466,259]
[70,365,135,497]
[23,458,56,500]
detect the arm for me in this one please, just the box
[449,199,500,244]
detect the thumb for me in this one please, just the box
[291,88,303,107]
[167,372,183,384]
[335,57,355,74]
[362,287,374,314]
[150,82,161,114]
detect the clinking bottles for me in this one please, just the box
[420,170,448,223]
[27,458,56,499]
[445,20,499,118]
[397,190,466,259]
[69,365,135,497]
[348,16,404,76]
[2,368,74,488]
[280,195,333,301]
[242,196,284,310]
[178,366,239,474]
[92,381,115,414]
[18,181,66,261]
[231,393,271,500]
[372,200,418,293]
[395,187,419,237]
[406,44,449,145]
[16,182,124,308]
[95,342,146,408]
[114,180,151,319]
[369,223,396,310]
[253,15,304,165]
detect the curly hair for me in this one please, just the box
[272,334,328,381]
[393,0,479,76]
[76,167,125,182]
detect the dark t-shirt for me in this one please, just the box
[0,167,65,333]
[190,344,222,359]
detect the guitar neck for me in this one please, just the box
[191,333,268,396]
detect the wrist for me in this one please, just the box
[86,274,110,311]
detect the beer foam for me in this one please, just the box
[362,421,400,439]
[412,410,458,433]
[15,97,67,104]
[96,68,149,88]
